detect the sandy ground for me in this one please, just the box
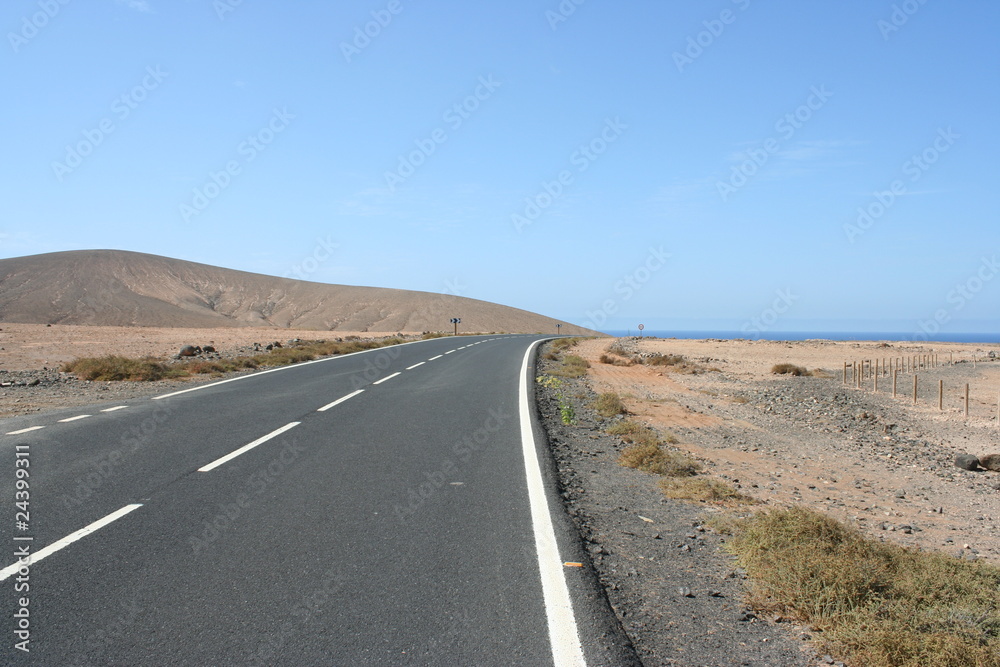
[576,337,1000,565]
[0,323,421,371]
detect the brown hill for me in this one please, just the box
[0,250,595,335]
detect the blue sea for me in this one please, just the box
[601,330,1000,344]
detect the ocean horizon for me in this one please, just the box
[600,330,1000,344]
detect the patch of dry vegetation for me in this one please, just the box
[63,337,408,381]
[660,478,754,503]
[720,506,1000,667]
[591,392,626,418]
[770,363,828,377]
[62,356,185,381]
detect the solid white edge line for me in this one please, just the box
[198,422,300,472]
[58,415,91,423]
[101,406,128,412]
[372,372,401,385]
[0,504,143,581]
[406,362,425,370]
[318,389,364,412]
[152,337,429,401]
[518,340,587,667]
[6,426,44,435]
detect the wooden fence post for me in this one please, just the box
[965,384,970,417]
[913,375,918,404]
[939,380,943,411]
[893,369,897,398]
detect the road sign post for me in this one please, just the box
[450,317,461,336]
[638,324,644,339]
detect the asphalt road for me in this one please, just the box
[0,335,635,665]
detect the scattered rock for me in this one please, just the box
[202,345,216,353]
[179,345,201,357]
[979,454,1000,472]
[955,454,980,471]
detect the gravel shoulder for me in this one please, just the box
[534,336,1000,666]
[535,347,819,667]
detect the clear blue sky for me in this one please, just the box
[2,1,997,336]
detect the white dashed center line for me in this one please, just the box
[428,355,443,361]
[58,415,91,423]
[101,406,128,412]
[406,362,425,370]
[198,422,300,472]
[318,389,364,412]
[372,372,401,385]
[6,426,44,436]
[0,504,144,582]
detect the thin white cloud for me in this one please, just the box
[116,0,152,12]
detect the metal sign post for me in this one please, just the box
[450,317,461,336]
[638,324,644,339]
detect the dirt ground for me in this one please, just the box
[0,323,420,371]
[576,336,1000,566]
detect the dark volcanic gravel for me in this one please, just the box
[534,347,820,667]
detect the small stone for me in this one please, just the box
[678,587,694,597]
[955,454,980,471]
[979,454,1000,472]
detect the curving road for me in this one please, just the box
[0,335,635,665]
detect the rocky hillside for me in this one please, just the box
[0,250,594,334]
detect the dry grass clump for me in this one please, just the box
[607,419,677,445]
[626,446,702,477]
[599,353,633,366]
[62,356,182,381]
[771,363,810,376]
[549,337,584,353]
[552,354,590,378]
[613,418,698,477]
[659,478,753,503]
[591,392,626,418]
[722,506,1000,667]
[645,353,687,366]
[64,337,409,381]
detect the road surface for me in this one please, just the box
[0,335,635,665]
